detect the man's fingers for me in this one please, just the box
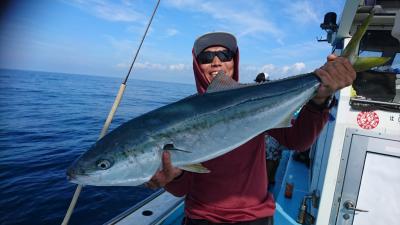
[315,68,334,87]
[314,67,336,98]
[330,58,356,88]
[341,58,354,74]
[162,151,173,172]
[145,150,183,190]
[327,54,337,62]
[145,181,158,190]
[313,55,356,100]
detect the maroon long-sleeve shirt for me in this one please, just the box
[165,103,329,223]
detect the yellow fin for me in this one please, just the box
[350,86,357,97]
[179,163,210,173]
[353,57,391,72]
[340,7,391,72]
[342,10,375,58]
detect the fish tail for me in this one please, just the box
[341,7,391,72]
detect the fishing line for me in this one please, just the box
[61,0,161,224]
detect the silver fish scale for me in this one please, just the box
[164,80,319,167]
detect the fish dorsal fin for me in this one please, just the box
[206,71,241,93]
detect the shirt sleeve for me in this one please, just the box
[266,101,331,151]
[164,171,193,197]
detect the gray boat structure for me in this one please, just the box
[105,1,400,224]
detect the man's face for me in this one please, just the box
[198,46,235,83]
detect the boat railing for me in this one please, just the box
[104,189,184,225]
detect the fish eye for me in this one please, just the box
[97,159,112,170]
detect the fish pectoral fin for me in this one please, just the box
[178,163,210,173]
[163,144,191,153]
[275,112,294,128]
[353,57,391,72]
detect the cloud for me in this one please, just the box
[262,41,330,61]
[169,63,186,71]
[103,35,139,63]
[135,62,166,70]
[165,0,284,40]
[105,35,135,51]
[242,62,308,81]
[117,61,190,72]
[283,1,320,25]
[293,62,306,71]
[261,64,275,73]
[165,28,179,37]
[116,62,130,69]
[67,0,144,22]
[263,62,306,78]
[240,40,329,82]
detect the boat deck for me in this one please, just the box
[106,150,310,225]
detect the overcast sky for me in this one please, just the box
[0,0,345,84]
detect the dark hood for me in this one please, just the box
[192,48,240,94]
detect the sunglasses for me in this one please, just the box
[197,50,235,64]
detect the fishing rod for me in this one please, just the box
[61,0,161,224]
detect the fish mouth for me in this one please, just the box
[66,163,90,181]
[66,166,78,181]
[66,166,92,185]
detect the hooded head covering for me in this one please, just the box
[192,32,240,94]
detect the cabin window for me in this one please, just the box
[358,50,382,57]
[392,53,400,70]
[350,30,400,112]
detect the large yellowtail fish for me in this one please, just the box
[67,9,389,186]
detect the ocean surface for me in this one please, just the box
[0,69,196,225]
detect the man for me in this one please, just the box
[145,32,355,225]
[255,72,269,83]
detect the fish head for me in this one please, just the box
[67,135,161,186]
[66,143,116,185]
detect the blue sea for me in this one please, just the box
[0,69,195,225]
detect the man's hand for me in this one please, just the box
[313,54,356,105]
[145,151,183,189]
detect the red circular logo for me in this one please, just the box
[357,111,379,129]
